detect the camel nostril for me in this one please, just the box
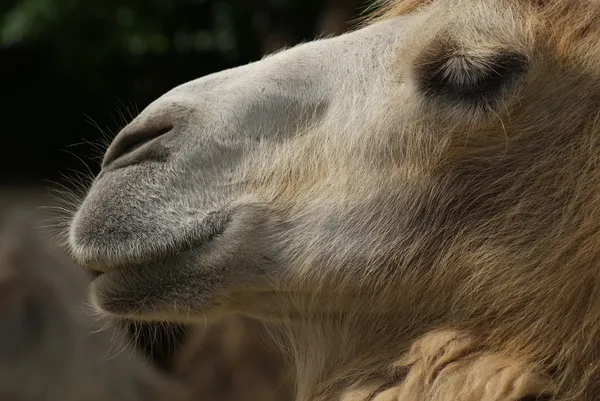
[102,124,173,169]
[89,269,104,279]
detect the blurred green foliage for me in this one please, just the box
[2,0,268,56]
[1,0,342,184]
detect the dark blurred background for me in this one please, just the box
[1,0,367,188]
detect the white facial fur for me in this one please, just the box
[69,17,412,321]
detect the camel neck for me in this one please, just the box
[267,314,419,401]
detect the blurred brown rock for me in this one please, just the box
[175,316,294,401]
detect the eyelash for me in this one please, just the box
[418,52,529,109]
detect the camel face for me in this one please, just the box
[68,15,415,320]
[69,0,596,325]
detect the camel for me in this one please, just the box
[67,0,600,399]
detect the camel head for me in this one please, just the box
[69,7,418,321]
[69,0,600,376]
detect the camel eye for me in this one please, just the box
[419,52,528,107]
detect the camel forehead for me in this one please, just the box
[381,0,567,16]
[377,0,531,42]
[380,0,600,68]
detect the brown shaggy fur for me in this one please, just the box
[270,1,600,400]
[352,1,600,400]
[342,330,555,401]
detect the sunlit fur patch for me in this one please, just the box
[340,330,554,401]
[390,330,554,401]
